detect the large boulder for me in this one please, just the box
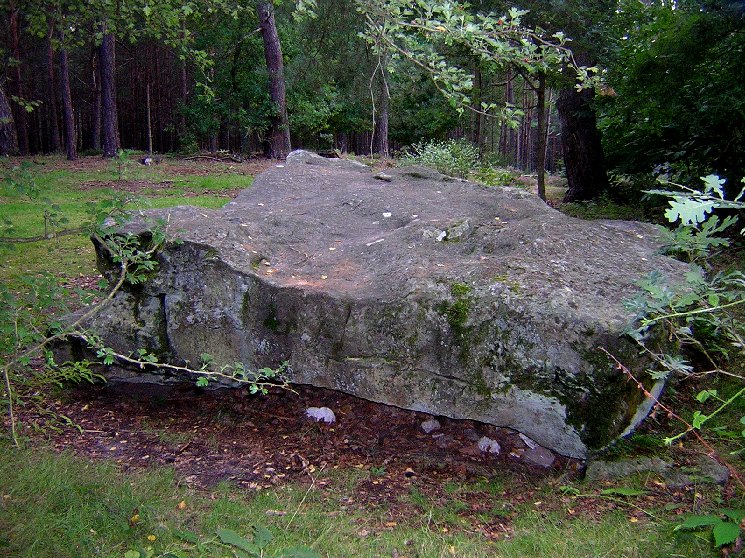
[73,151,686,458]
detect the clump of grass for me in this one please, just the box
[560,195,649,221]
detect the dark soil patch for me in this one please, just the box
[24,382,577,538]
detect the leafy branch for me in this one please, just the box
[619,174,745,476]
[358,1,597,121]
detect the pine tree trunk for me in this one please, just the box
[100,29,119,158]
[9,6,28,155]
[0,82,19,155]
[46,22,61,153]
[535,72,547,201]
[557,87,608,202]
[91,48,101,150]
[146,82,153,155]
[59,47,76,161]
[373,75,389,157]
[471,63,483,152]
[257,1,291,159]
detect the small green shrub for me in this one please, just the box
[561,194,647,221]
[399,138,479,179]
[472,166,520,187]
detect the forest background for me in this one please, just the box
[1,0,743,203]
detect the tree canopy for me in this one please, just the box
[1,0,742,196]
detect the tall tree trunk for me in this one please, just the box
[373,94,389,156]
[100,28,119,158]
[471,63,483,152]
[373,72,389,157]
[46,22,61,153]
[535,72,547,201]
[180,57,188,141]
[91,48,101,150]
[178,21,189,145]
[59,47,76,161]
[257,1,291,159]
[9,5,28,155]
[557,87,608,202]
[146,82,153,155]
[0,82,19,155]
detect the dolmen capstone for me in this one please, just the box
[70,150,687,458]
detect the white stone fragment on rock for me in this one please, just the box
[478,436,501,454]
[519,433,538,449]
[421,418,441,434]
[305,406,336,423]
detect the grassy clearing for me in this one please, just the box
[0,157,244,286]
[0,443,716,558]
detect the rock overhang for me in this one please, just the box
[72,150,688,458]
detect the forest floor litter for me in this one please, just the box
[16,378,725,538]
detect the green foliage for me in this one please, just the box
[399,138,479,178]
[472,165,520,188]
[625,174,745,449]
[359,1,594,124]
[599,1,745,183]
[675,509,745,549]
[1,161,70,239]
[648,175,745,232]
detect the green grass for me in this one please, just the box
[0,443,716,558]
[0,158,245,286]
[560,197,649,221]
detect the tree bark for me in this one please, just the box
[470,63,483,153]
[0,82,19,155]
[9,5,28,155]
[91,48,101,150]
[373,73,389,157]
[46,21,61,153]
[557,87,608,201]
[535,72,547,201]
[59,47,76,160]
[257,1,291,159]
[100,28,120,157]
[146,82,153,155]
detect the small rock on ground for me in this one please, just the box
[305,406,336,423]
[585,457,670,482]
[421,418,441,434]
[585,455,729,488]
[478,436,501,454]
[523,446,555,468]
